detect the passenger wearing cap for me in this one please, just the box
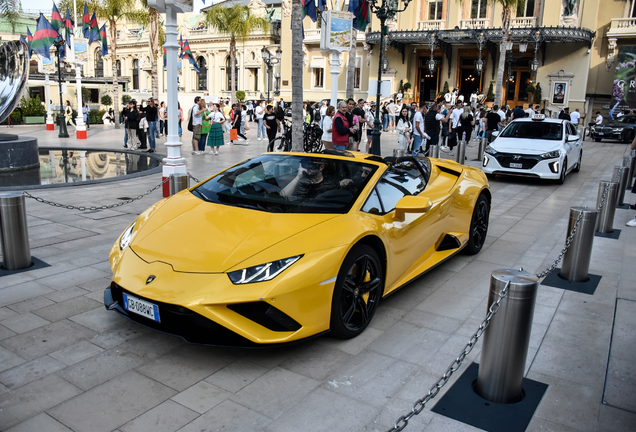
[280,158,342,199]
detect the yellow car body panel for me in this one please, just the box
[106,153,489,346]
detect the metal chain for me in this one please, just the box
[535,206,586,279]
[188,173,201,184]
[387,281,510,432]
[597,182,610,213]
[23,177,170,211]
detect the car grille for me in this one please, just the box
[593,126,613,134]
[494,153,541,169]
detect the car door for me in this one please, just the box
[564,122,579,170]
[361,160,443,291]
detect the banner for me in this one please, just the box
[320,11,353,53]
[611,45,636,120]
[39,57,56,74]
[72,37,89,64]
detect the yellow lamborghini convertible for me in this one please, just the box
[104,151,490,346]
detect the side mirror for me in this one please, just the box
[491,131,499,138]
[394,195,433,221]
[567,134,579,142]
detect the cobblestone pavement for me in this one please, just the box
[0,123,635,431]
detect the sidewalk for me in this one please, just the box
[0,123,634,432]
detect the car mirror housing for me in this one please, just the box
[394,196,433,221]
[567,135,578,142]
[491,131,499,138]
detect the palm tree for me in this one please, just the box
[459,0,525,106]
[346,30,358,100]
[290,0,303,151]
[204,4,269,105]
[0,0,20,33]
[140,0,160,101]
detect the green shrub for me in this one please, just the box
[82,88,92,103]
[89,109,106,124]
[236,90,246,102]
[20,95,46,116]
[1,110,22,125]
[525,83,536,93]
[402,82,412,92]
[442,81,450,94]
[122,94,132,104]
[101,95,113,106]
[533,83,542,104]
[486,82,495,102]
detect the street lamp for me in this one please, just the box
[529,30,542,75]
[261,46,282,102]
[53,35,69,138]
[369,0,413,156]
[475,32,486,76]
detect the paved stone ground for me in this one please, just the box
[0,123,635,432]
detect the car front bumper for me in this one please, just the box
[481,153,562,179]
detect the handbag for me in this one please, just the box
[244,123,250,131]
[230,129,238,140]
[187,110,193,132]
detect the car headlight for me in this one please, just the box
[228,255,303,284]
[484,145,496,155]
[119,219,137,250]
[540,150,560,159]
[613,128,622,132]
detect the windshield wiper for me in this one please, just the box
[192,189,210,202]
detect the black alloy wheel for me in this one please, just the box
[463,194,490,255]
[330,244,383,339]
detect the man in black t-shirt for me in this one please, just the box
[486,105,502,143]
[144,98,159,152]
[558,107,571,121]
[264,105,280,145]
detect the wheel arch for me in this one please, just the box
[354,235,387,286]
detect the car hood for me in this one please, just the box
[491,137,563,154]
[131,191,339,273]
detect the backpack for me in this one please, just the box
[187,108,193,132]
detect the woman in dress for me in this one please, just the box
[64,100,76,127]
[207,103,225,155]
[321,106,335,150]
[396,107,412,153]
[199,102,212,154]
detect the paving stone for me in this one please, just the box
[231,367,320,419]
[526,417,585,432]
[56,348,144,391]
[135,345,240,392]
[368,321,448,364]
[118,330,185,360]
[37,267,110,290]
[0,355,66,389]
[5,412,73,432]
[596,404,636,432]
[68,305,125,333]
[0,345,26,373]
[0,324,16,341]
[278,343,352,381]
[118,399,199,432]
[415,289,484,321]
[49,340,105,366]
[32,296,101,322]
[0,320,97,361]
[44,286,90,303]
[171,380,231,414]
[177,399,270,432]
[316,327,384,356]
[0,374,81,430]
[0,307,18,321]
[264,387,379,432]
[6,296,55,314]
[0,281,54,308]
[1,313,50,334]
[205,358,269,393]
[47,371,176,432]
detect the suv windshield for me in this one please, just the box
[500,121,563,141]
[193,154,377,213]
[612,116,636,124]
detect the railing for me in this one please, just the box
[511,16,537,28]
[418,20,446,31]
[303,29,321,43]
[608,18,636,37]
[460,18,490,29]
[189,28,209,35]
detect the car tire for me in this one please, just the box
[625,130,635,143]
[330,244,383,339]
[463,194,490,255]
[594,137,602,142]
[573,151,582,173]
[556,158,567,185]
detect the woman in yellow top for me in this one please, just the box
[222,102,232,132]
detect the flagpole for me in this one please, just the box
[73,0,78,36]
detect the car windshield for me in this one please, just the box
[193,154,378,214]
[612,116,636,124]
[499,121,563,141]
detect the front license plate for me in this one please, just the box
[123,293,160,322]
[598,132,604,135]
[510,163,523,169]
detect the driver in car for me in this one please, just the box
[281,159,349,200]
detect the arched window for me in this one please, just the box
[197,56,207,90]
[132,59,139,89]
[225,56,239,91]
[94,50,103,77]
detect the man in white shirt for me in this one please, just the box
[396,91,403,104]
[255,101,266,140]
[570,108,581,132]
[525,105,535,117]
[387,100,397,132]
[279,98,285,109]
[450,102,463,131]
[320,101,328,128]
[497,106,506,131]
[191,96,206,155]
[412,102,429,156]
[595,112,603,125]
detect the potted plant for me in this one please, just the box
[533,83,542,105]
[526,83,536,106]
[20,95,46,124]
[402,82,413,103]
[485,82,495,107]
[236,90,246,103]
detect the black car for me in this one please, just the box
[590,115,636,143]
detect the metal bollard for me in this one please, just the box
[169,173,189,196]
[0,193,32,270]
[596,181,619,233]
[429,145,439,158]
[613,165,629,206]
[455,140,467,164]
[630,155,636,189]
[560,207,598,282]
[476,269,539,404]
[479,137,487,161]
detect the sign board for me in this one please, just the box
[320,11,353,52]
[611,45,636,120]
[368,80,392,99]
[39,57,56,74]
[72,37,89,64]
[147,0,192,13]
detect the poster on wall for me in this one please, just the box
[552,83,566,104]
[611,45,636,120]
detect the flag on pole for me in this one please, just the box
[88,11,100,44]
[82,3,90,38]
[179,34,184,59]
[163,47,167,68]
[348,0,371,31]
[65,7,73,47]
[51,4,64,32]
[301,0,317,22]
[317,0,326,11]
[20,34,31,59]
[181,39,199,73]
[100,24,108,56]
[31,14,58,60]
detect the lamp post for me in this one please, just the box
[529,30,542,77]
[369,0,413,156]
[261,46,281,102]
[53,36,69,138]
[504,39,528,109]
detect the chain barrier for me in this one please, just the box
[386,281,510,432]
[597,182,610,213]
[188,173,201,184]
[23,177,171,211]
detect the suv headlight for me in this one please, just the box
[228,255,303,284]
[484,145,496,155]
[540,150,560,159]
[119,219,137,250]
